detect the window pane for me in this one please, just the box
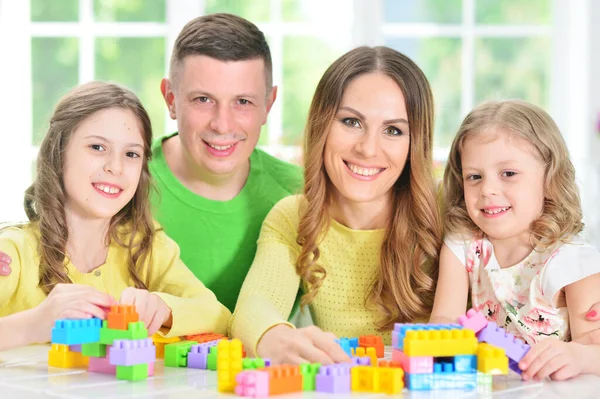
[31,0,79,22]
[32,38,79,145]
[95,38,166,138]
[385,38,462,148]
[384,0,462,23]
[475,38,550,109]
[94,0,166,22]
[476,0,552,24]
[282,0,351,22]
[282,37,340,146]
[204,0,270,22]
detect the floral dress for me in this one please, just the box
[445,234,600,344]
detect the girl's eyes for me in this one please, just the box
[502,171,517,177]
[465,174,481,181]
[90,145,141,159]
[126,152,141,159]
[90,144,105,152]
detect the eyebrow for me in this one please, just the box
[188,89,259,100]
[339,106,409,126]
[85,135,144,149]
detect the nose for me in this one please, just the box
[209,104,234,135]
[104,153,123,176]
[480,177,499,197]
[354,130,379,159]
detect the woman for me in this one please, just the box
[229,46,443,365]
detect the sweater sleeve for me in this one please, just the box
[0,230,23,312]
[229,195,303,355]
[146,229,231,337]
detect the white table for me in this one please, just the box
[0,344,598,399]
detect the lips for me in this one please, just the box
[343,160,385,177]
[481,206,511,215]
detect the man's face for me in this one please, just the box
[162,55,276,177]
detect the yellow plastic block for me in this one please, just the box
[351,366,379,392]
[48,344,89,368]
[151,333,181,359]
[217,339,243,392]
[376,366,404,394]
[353,347,378,367]
[404,329,478,357]
[477,343,508,375]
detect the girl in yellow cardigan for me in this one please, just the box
[0,81,230,351]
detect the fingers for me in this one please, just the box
[585,303,600,320]
[0,263,11,276]
[520,341,557,381]
[312,331,351,363]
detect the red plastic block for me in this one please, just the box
[458,309,488,334]
[185,332,227,343]
[359,335,385,358]
[267,365,303,395]
[107,305,139,330]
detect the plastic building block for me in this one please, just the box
[51,318,102,345]
[107,305,139,330]
[404,329,478,357]
[477,343,508,375]
[359,335,384,358]
[431,372,476,390]
[235,370,269,397]
[316,363,351,393]
[267,365,303,395]
[392,323,462,350]
[378,360,402,368]
[217,339,243,393]
[351,356,371,366]
[391,349,433,373]
[109,338,156,366]
[82,342,107,358]
[458,308,489,334]
[207,345,218,370]
[405,373,432,390]
[98,320,148,345]
[336,338,352,357]
[151,333,180,359]
[188,343,210,369]
[453,355,477,373]
[377,365,404,394]
[351,366,378,392]
[353,347,377,367]
[186,332,227,343]
[476,371,493,387]
[243,358,267,370]
[476,321,530,372]
[116,363,148,381]
[299,363,321,391]
[164,340,195,367]
[69,344,82,352]
[88,355,116,374]
[48,344,89,368]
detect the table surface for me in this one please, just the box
[0,345,598,399]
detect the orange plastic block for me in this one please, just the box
[151,333,181,359]
[378,360,402,368]
[266,365,303,395]
[48,344,89,368]
[185,332,227,343]
[377,366,404,394]
[217,339,244,392]
[404,329,478,357]
[351,366,378,392]
[477,343,508,375]
[359,335,384,358]
[107,305,139,330]
[353,347,377,367]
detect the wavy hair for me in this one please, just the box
[444,100,583,249]
[297,46,443,330]
[24,81,155,294]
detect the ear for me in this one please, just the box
[160,78,177,120]
[262,85,278,125]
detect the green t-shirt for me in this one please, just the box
[149,133,303,312]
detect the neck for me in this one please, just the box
[64,207,111,274]
[487,232,534,268]
[329,192,392,230]
[165,135,250,201]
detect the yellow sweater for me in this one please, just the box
[231,195,392,354]
[0,223,231,337]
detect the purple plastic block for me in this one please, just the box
[188,343,210,369]
[509,359,522,375]
[351,356,371,366]
[109,338,156,366]
[69,344,82,352]
[458,309,488,334]
[264,359,271,367]
[315,364,351,393]
[476,322,530,366]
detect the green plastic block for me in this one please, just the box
[207,352,217,371]
[81,342,106,358]
[116,363,148,381]
[300,363,321,391]
[242,358,266,370]
[99,320,148,345]
[164,341,195,367]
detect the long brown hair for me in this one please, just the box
[297,46,443,330]
[24,81,154,294]
[444,100,583,249]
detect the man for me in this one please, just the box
[151,13,302,312]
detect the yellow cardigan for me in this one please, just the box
[0,222,231,337]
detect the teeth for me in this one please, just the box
[207,143,234,151]
[94,184,121,194]
[483,207,509,215]
[346,162,382,176]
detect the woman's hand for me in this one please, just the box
[120,287,172,335]
[257,324,351,365]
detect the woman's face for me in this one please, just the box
[324,72,410,209]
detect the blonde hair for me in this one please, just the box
[24,81,155,294]
[297,46,443,330]
[444,100,583,249]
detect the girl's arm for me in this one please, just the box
[429,243,470,324]
[0,308,40,351]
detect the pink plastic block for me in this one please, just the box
[458,309,488,334]
[235,370,269,397]
[392,348,433,374]
[88,356,116,374]
[476,322,530,373]
[109,338,156,366]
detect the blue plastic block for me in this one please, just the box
[336,338,351,357]
[405,373,432,390]
[432,372,476,390]
[51,318,102,345]
[453,355,477,373]
[392,323,463,350]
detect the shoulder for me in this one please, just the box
[0,223,38,252]
[251,149,303,193]
[263,195,304,231]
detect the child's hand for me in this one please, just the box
[119,287,171,336]
[519,340,587,381]
[0,251,11,276]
